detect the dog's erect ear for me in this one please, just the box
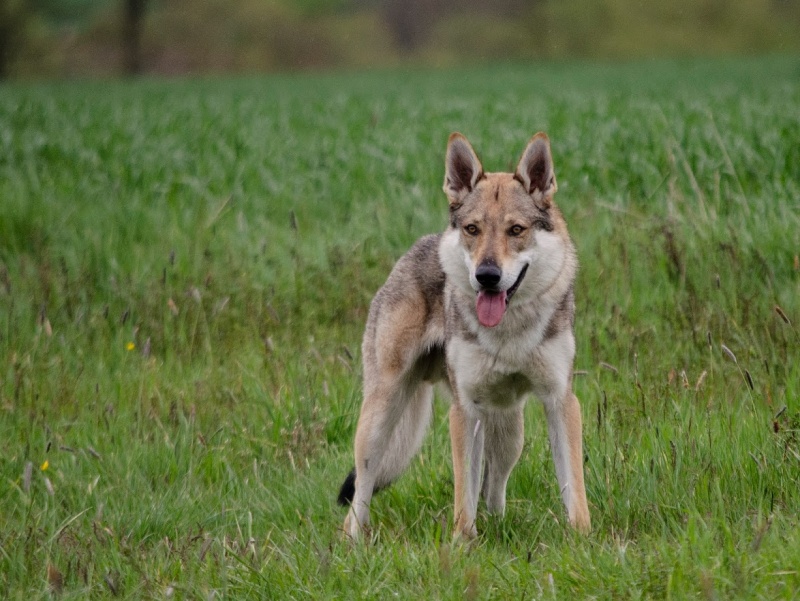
[444,133,483,205]
[515,133,557,206]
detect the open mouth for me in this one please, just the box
[475,263,529,328]
[505,263,529,304]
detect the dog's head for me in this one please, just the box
[440,132,570,328]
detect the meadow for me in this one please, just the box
[1,56,799,599]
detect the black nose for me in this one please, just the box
[475,263,502,288]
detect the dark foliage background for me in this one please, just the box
[2,0,800,78]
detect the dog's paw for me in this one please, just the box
[569,509,592,534]
[453,517,478,543]
[342,510,370,543]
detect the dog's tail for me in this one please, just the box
[337,468,357,506]
[337,468,391,506]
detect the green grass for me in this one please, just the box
[1,56,799,599]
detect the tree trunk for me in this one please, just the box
[0,0,29,80]
[123,0,146,75]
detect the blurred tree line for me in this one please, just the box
[2,0,800,78]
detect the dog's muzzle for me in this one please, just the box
[475,263,529,328]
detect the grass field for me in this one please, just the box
[1,56,799,599]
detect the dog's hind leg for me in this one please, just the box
[371,381,434,488]
[481,406,524,516]
[343,380,433,540]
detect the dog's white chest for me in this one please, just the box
[447,339,534,409]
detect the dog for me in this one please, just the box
[337,132,591,540]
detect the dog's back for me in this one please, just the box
[362,233,447,385]
[337,234,446,507]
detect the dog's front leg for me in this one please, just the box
[450,402,483,540]
[544,390,591,532]
[481,407,524,516]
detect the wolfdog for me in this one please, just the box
[338,132,591,540]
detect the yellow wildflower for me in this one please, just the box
[126,342,135,351]
[41,460,49,471]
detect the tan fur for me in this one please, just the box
[340,132,591,540]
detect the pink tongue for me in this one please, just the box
[476,290,507,327]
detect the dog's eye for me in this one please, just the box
[463,224,479,236]
[508,225,526,237]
